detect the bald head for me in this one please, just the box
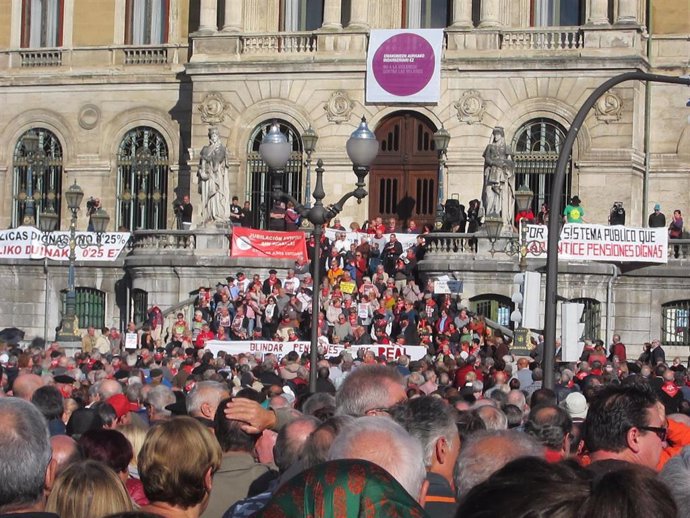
[13,374,44,400]
[97,379,122,402]
[50,435,81,475]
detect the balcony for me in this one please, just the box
[128,230,197,254]
[1,44,188,71]
[500,28,584,51]
[240,32,317,54]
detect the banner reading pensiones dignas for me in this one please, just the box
[205,340,428,362]
[231,227,307,261]
[0,226,130,262]
[366,29,444,103]
[525,224,668,263]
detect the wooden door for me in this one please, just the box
[369,112,438,229]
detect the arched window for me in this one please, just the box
[116,127,170,231]
[125,0,169,45]
[245,120,303,229]
[470,294,514,329]
[404,0,451,28]
[512,118,571,215]
[61,287,106,330]
[281,0,324,31]
[571,297,601,342]
[21,0,64,48]
[12,128,63,228]
[662,300,690,346]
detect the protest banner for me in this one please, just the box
[366,29,444,103]
[525,224,668,264]
[0,226,130,262]
[204,340,428,362]
[231,227,307,261]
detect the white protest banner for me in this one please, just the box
[525,224,668,264]
[205,340,344,360]
[204,340,429,362]
[0,226,130,262]
[324,229,418,251]
[350,344,428,361]
[366,29,444,103]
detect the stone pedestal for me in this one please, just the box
[195,222,232,256]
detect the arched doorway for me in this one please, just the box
[370,112,439,229]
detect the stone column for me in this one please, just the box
[222,0,243,31]
[478,0,500,28]
[451,0,474,28]
[616,0,638,24]
[321,0,342,30]
[198,0,217,33]
[586,0,610,25]
[348,0,369,29]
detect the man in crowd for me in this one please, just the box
[0,398,57,516]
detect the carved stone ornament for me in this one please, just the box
[324,90,355,124]
[454,90,486,125]
[198,92,231,124]
[595,92,623,124]
[78,104,101,130]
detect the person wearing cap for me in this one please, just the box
[649,203,666,228]
[563,195,585,224]
[262,269,282,296]
[106,393,137,427]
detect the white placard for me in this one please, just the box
[124,333,138,350]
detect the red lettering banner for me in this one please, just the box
[231,227,307,261]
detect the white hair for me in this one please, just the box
[660,446,690,517]
[185,381,228,417]
[328,416,426,500]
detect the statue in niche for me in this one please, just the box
[196,126,231,223]
[482,127,515,228]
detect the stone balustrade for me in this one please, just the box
[129,230,198,253]
[240,32,317,54]
[501,28,584,51]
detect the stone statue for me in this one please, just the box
[196,126,231,223]
[482,127,514,228]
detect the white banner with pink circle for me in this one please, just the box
[366,29,444,103]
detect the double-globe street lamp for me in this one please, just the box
[259,117,379,393]
[39,181,110,341]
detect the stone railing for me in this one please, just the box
[123,47,169,65]
[129,230,197,252]
[501,28,584,50]
[424,232,481,256]
[240,32,317,54]
[19,49,63,67]
[669,239,690,261]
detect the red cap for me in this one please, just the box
[106,394,138,419]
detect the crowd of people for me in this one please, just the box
[2,325,690,517]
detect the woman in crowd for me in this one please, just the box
[46,460,133,518]
[138,417,222,518]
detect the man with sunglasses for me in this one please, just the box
[584,383,684,474]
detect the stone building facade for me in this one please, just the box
[0,0,688,354]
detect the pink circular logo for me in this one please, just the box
[372,34,435,97]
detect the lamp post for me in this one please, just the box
[302,125,319,207]
[433,126,451,229]
[483,212,503,256]
[41,181,110,341]
[511,184,533,353]
[259,122,292,229]
[542,72,690,390]
[514,184,534,272]
[259,117,379,393]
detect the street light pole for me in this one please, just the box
[543,72,690,390]
[260,118,379,393]
[433,127,451,229]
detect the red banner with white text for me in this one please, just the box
[230,227,307,261]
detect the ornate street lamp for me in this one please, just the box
[514,184,534,214]
[259,122,292,227]
[483,212,503,256]
[433,126,451,228]
[38,206,59,233]
[302,125,318,207]
[265,117,378,393]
